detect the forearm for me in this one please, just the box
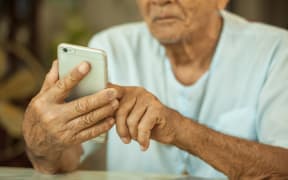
[173,118,288,179]
[26,145,83,174]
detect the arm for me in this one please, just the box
[111,85,288,179]
[173,115,288,179]
[23,61,119,174]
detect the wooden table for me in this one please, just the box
[0,167,225,180]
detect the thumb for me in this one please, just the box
[40,60,59,93]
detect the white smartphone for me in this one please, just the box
[58,43,108,99]
[58,43,108,143]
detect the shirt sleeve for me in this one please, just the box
[257,39,288,149]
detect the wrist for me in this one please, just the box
[172,116,199,154]
[26,147,63,174]
[171,115,188,145]
[26,145,82,174]
[169,110,189,145]
[26,146,62,161]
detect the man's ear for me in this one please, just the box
[217,0,229,10]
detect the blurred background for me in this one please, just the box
[0,0,287,168]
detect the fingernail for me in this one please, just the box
[78,62,90,74]
[121,137,131,144]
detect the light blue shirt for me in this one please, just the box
[84,11,288,178]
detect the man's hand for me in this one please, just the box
[109,84,183,151]
[23,61,119,172]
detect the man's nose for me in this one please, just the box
[151,0,173,6]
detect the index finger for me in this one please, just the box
[61,88,118,120]
[46,62,90,102]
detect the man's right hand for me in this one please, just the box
[22,60,119,173]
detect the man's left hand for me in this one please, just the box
[109,84,182,151]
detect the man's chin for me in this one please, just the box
[153,34,182,45]
[159,39,181,45]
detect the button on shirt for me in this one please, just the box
[83,11,288,178]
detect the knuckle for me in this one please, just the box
[58,136,69,146]
[75,100,90,113]
[44,74,50,82]
[138,124,147,132]
[42,111,58,122]
[60,131,74,145]
[137,134,146,142]
[138,130,150,141]
[44,71,53,81]
[80,114,95,126]
[152,102,163,112]
[136,87,145,94]
[102,122,111,131]
[89,128,100,138]
[142,95,151,102]
[31,95,46,107]
[70,134,77,144]
[138,87,145,92]
[68,73,78,83]
[127,118,137,128]
[110,100,119,111]
[30,100,43,113]
[56,80,67,90]
[116,109,127,119]
[68,121,78,130]
[141,91,150,98]
[105,89,116,100]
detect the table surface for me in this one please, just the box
[0,167,225,180]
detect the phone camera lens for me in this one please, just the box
[63,48,68,53]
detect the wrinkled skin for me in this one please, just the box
[137,0,228,44]
[23,61,119,172]
[23,1,288,178]
[110,84,183,151]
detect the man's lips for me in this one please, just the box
[152,16,182,23]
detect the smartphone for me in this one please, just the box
[58,43,108,143]
[58,43,107,99]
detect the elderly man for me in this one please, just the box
[23,0,288,179]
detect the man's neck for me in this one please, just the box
[161,12,223,86]
[164,13,223,68]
